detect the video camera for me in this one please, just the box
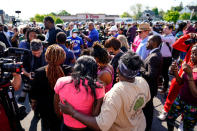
[0,47,29,82]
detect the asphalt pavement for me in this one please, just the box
[15,86,197,131]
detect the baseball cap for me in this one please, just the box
[30,39,43,51]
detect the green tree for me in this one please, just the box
[180,13,191,20]
[55,17,64,24]
[171,2,183,12]
[30,13,64,24]
[50,12,57,16]
[159,9,165,19]
[121,12,132,18]
[30,17,34,22]
[163,10,180,23]
[191,14,197,20]
[34,14,45,22]
[152,8,159,16]
[46,14,57,21]
[58,10,71,16]
[130,3,142,20]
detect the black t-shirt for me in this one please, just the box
[29,65,72,125]
[110,51,124,85]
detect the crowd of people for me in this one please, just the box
[0,16,197,131]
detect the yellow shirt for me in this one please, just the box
[96,77,151,131]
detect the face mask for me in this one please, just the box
[72,33,78,38]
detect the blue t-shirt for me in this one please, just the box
[87,28,99,47]
[67,36,83,57]
[58,44,75,65]
[18,40,30,50]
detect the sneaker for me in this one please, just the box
[178,121,183,131]
[158,109,168,120]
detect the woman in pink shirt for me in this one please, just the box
[132,35,142,52]
[54,55,105,130]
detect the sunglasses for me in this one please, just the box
[138,30,147,34]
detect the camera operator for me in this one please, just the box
[22,39,47,81]
[21,39,47,131]
[0,42,24,131]
[81,22,99,48]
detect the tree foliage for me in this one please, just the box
[159,10,165,19]
[31,13,64,24]
[121,12,132,18]
[130,3,142,20]
[152,8,159,16]
[171,2,183,12]
[55,17,64,24]
[163,10,180,23]
[191,14,197,21]
[57,10,71,16]
[34,14,45,22]
[30,17,34,22]
[180,13,191,20]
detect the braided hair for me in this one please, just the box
[45,44,66,88]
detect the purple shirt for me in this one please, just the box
[180,72,197,106]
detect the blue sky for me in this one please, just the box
[1,0,197,20]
